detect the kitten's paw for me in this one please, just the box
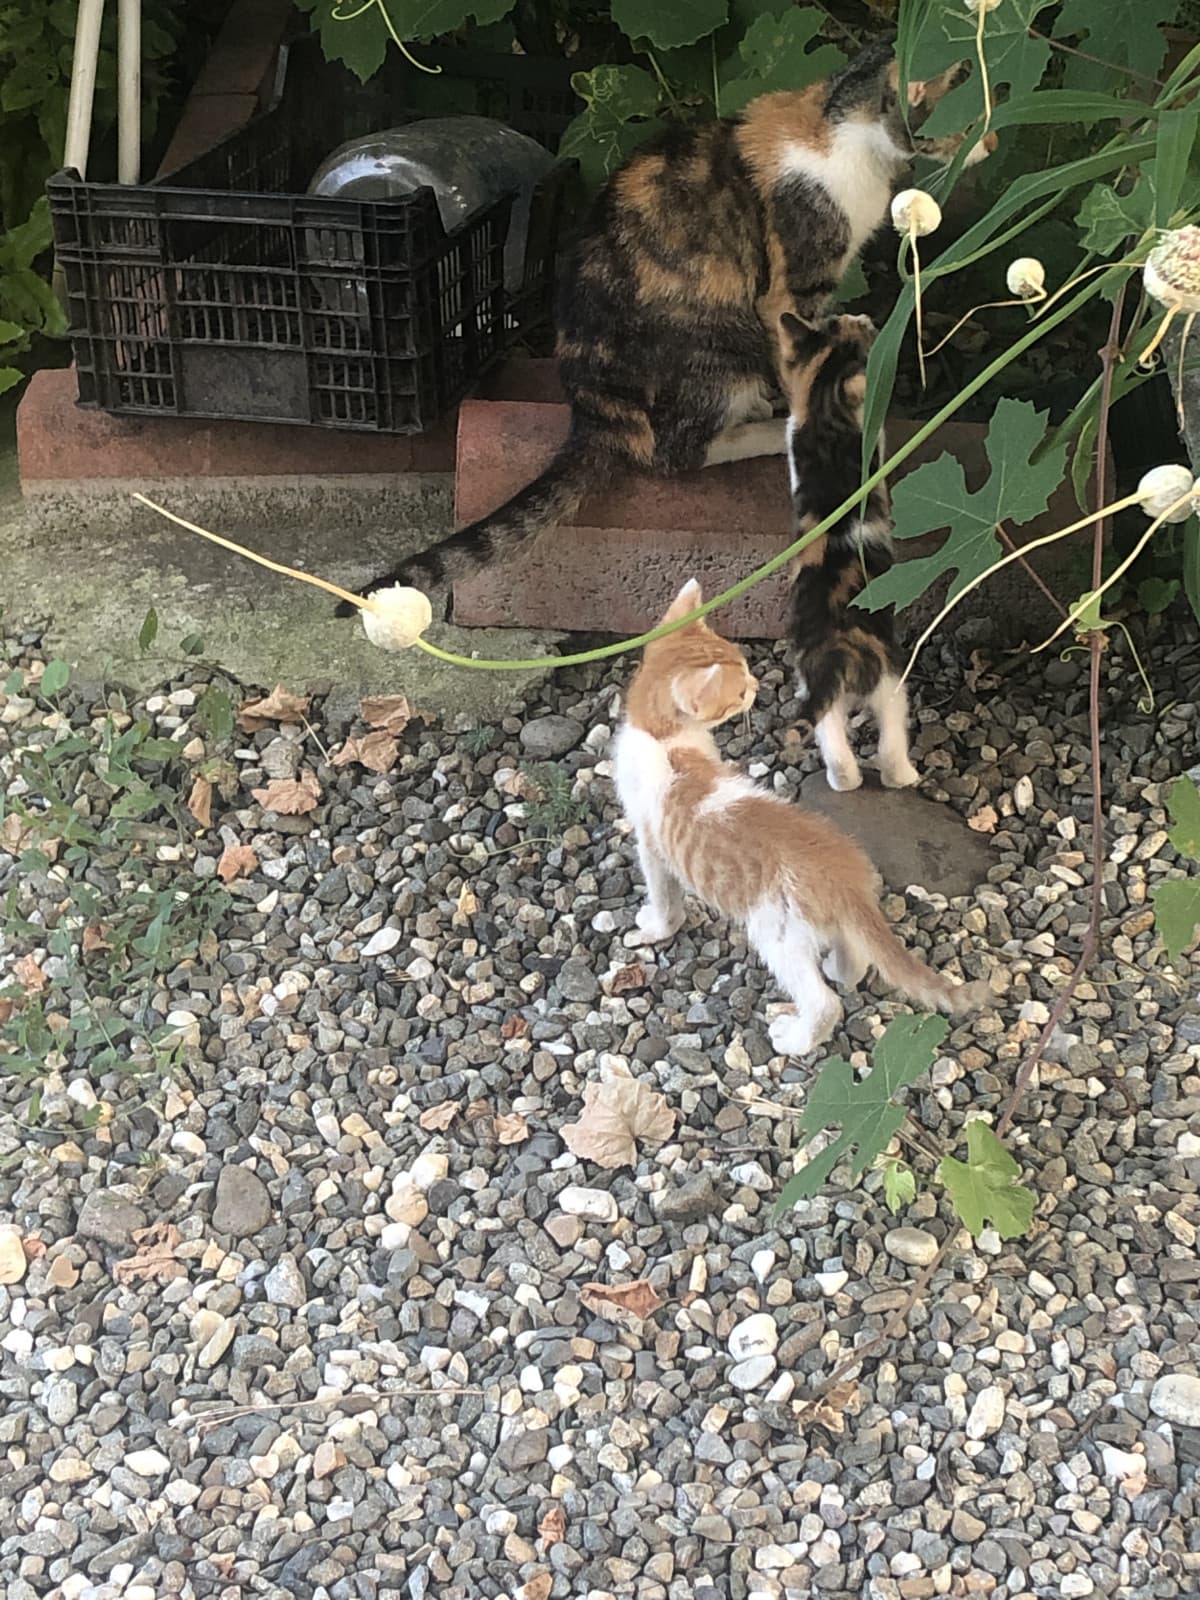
[631,904,684,945]
[880,759,920,789]
[825,762,863,793]
[769,1001,842,1058]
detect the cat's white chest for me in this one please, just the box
[780,121,904,258]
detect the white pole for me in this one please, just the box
[118,0,141,184]
[64,0,107,179]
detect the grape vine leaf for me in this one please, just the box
[612,0,728,52]
[937,1120,1035,1240]
[777,1014,948,1211]
[297,0,515,81]
[906,0,1056,139]
[1053,0,1173,96]
[719,8,844,116]
[881,1160,917,1215]
[560,65,665,191]
[1151,777,1200,963]
[1074,178,1153,256]
[855,398,1068,615]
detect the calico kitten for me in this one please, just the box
[613,581,989,1058]
[346,42,993,605]
[779,309,918,793]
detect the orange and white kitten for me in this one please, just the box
[613,581,989,1057]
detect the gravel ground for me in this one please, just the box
[0,602,1198,1600]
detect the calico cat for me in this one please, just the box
[778,309,918,793]
[346,41,993,605]
[613,580,988,1057]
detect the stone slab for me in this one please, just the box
[798,771,993,899]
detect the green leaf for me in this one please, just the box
[1137,575,1179,615]
[195,685,235,745]
[138,607,158,654]
[0,318,24,345]
[0,198,53,272]
[560,65,665,191]
[1152,105,1200,228]
[861,280,916,478]
[1054,0,1173,96]
[1075,177,1153,256]
[833,256,869,307]
[4,670,23,693]
[778,1013,948,1209]
[180,634,205,656]
[40,659,69,697]
[1152,877,1200,962]
[1165,776,1200,861]
[908,0,1056,139]
[858,398,1068,613]
[989,89,1148,129]
[297,0,388,81]
[719,8,844,115]
[937,1120,1035,1240]
[882,1160,917,1214]
[613,0,728,51]
[0,368,21,396]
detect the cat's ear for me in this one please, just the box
[661,578,703,625]
[672,663,720,719]
[780,311,811,341]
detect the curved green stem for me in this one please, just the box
[332,0,440,75]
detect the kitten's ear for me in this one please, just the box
[661,578,703,625]
[672,663,720,719]
[780,310,809,340]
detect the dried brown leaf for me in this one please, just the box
[13,955,47,994]
[216,843,258,884]
[968,805,999,834]
[538,1505,566,1549]
[561,1072,675,1169]
[81,924,111,956]
[579,1278,665,1330]
[494,1112,529,1145]
[332,731,399,774]
[501,1014,529,1041]
[965,649,1001,693]
[418,1100,460,1132]
[794,1379,861,1437]
[0,997,13,1024]
[252,770,321,816]
[187,776,214,829]
[238,684,311,729]
[609,962,647,994]
[360,694,413,735]
[112,1222,185,1285]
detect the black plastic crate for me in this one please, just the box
[47,38,579,432]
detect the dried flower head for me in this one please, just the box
[1144,225,1200,314]
[891,189,942,238]
[1136,464,1199,523]
[361,586,433,651]
[964,0,1002,11]
[1006,257,1046,299]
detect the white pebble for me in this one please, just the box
[1150,1373,1200,1428]
[362,926,402,957]
[884,1227,939,1267]
[815,1270,849,1296]
[728,1313,779,1362]
[558,1186,618,1223]
[966,1385,1005,1439]
[125,1448,171,1477]
[728,1354,776,1391]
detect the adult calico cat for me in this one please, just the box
[349,41,991,603]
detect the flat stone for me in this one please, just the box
[884,1227,939,1268]
[362,925,402,957]
[728,1313,778,1363]
[263,1255,307,1309]
[211,1165,272,1237]
[728,1355,776,1390]
[1150,1373,1200,1428]
[76,1189,147,1249]
[125,1448,171,1478]
[798,772,992,897]
[519,713,583,760]
[966,1384,1006,1440]
[951,1508,987,1543]
[558,1186,617,1223]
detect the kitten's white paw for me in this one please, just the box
[632,904,684,945]
[769,1000,842,1058]
[881,759,920,789]
[825,762,863,793]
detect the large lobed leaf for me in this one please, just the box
[906,0,1056,139]
[937,1120,1035,1239]
[1054,0,1174,97]
[856,398,1067,614]
[778,1014,948,1210]
[559,65,665,191]
[719,9,844,115]
[612,0,729,52]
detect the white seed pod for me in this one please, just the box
[891,189,942,238]
[1006,257,1045,299]
[361,585,433,651]
[1136,463,1198,522]
[1144,224,1200,314]
[964,0,1002,11]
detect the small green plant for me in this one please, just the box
[522,760,588,835]
[1151,776,1200,962]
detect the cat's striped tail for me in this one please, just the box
[856,900,990,1017]
[340,432,603,609]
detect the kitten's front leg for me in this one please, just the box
[630,836,685,944]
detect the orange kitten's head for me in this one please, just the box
[625,580,758,737]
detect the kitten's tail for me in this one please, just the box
[854,901,990,1017]
[354,430,604,600]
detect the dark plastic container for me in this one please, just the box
[46,39,579,433]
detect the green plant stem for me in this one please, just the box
[644,50,681,113]
[409,262,1122,674]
